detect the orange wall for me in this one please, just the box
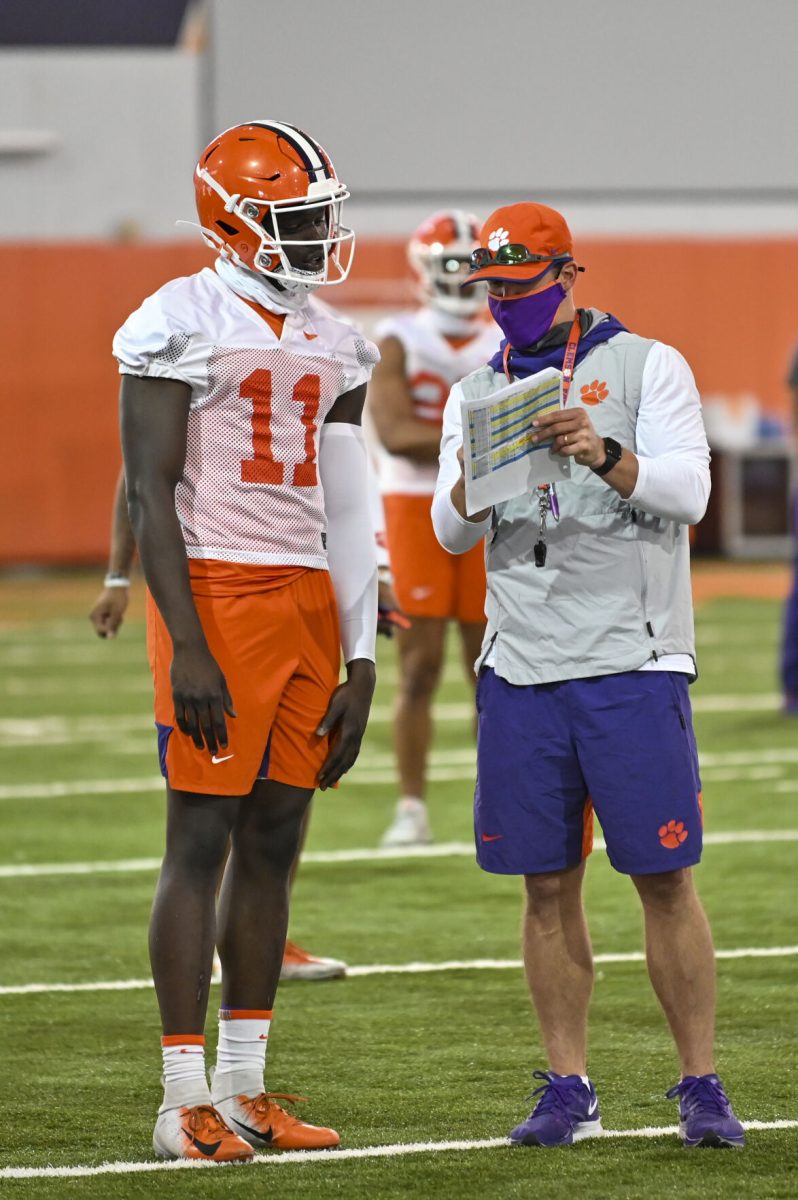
[1,238,796,564]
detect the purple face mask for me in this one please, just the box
[488,282,566,348]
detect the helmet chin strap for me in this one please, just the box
[215,256,309,314]
[272,270,323,298]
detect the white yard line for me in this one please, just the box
[0,693,791,743]
[0,1119,795,1179]
[0,829,797,880]
[1,945,796,998]
[691,694,782,712]
[5,750,798,799]
[1,678,153,696]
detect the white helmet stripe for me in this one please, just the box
[247,120,329,184]
[453,210,475,243]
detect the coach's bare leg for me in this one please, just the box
[149,787,238,1034]
[632,867,716,1077]
[523,861,594,1075]
[217,780,313,1009]
[394,617,447,798]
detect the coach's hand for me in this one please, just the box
[170,644,237,755]
[316,658,376,790]
[530,407,604,468]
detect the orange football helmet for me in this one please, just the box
[408,210,486,316]
[194,120,354,290]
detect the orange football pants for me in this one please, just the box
[383,492,487,622]
[147,560,340,796]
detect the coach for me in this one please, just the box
[432,202,745,1150]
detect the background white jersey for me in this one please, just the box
[113,267,379,567]
[372,307,498,495]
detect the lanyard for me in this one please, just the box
[501,316,582,567]
[560,315,582,404]
[502,314,582,395]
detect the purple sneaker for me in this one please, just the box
[509,1071,602,1147]
[666,1074,745,1148]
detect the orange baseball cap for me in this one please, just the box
[463,202,576,286]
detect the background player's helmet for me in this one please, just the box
[194,120,354,290]
[408,210,487,317]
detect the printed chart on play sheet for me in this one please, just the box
[461,367,570,515]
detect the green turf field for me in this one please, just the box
[0,570,796,1198]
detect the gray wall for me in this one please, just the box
[209,0,798,197]
[1,1,795,240]
[0,49,200,239]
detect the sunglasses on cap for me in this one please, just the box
[469,245,572,271]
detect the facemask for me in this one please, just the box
[488,282,566,348]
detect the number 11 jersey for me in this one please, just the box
[113,266,379,567]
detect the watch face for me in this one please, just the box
[604,438,622,463]
[591,437,622,476]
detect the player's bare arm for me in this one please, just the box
[317,382,377,789]
[369,336,442,463]
[120,374,235,754]
[89,466,137,638]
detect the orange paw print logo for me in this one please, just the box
[580,379,609,406]
[659,820,688,849]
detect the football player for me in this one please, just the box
[114,121,378,1162]
[369,212,498,846]
[89,466,348,983]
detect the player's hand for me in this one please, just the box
[170,645,237,755]
[531,408,605,468]
[89,587,129,638]
[377,578,410,638]
[316,658,376,789]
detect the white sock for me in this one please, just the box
[398,796,426,812]
[211,1008,272,1101]
[160,1035,212,1112]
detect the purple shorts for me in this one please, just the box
[474,668,702,876]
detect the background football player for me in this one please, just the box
[369,211,498,847]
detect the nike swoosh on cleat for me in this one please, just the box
[481,833,504,842]
[234,1117,273,1144]
[587,1097,598,1115]
[211,754,235,764]
[303,331,318,341]
[182,1129,222,1156]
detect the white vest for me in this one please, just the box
[463,318,696,685]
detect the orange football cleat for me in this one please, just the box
[280,940,347,982]
[153,1103,254,1161]
[216,1091,340,1150]
[211,941,346,984]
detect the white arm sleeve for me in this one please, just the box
[319,423,378,664]
[431,381,491,554]
[628,343,711,525]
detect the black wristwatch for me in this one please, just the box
[591,437,623,477]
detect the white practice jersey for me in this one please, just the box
[113,267,379,567]
[373,308,499,495]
